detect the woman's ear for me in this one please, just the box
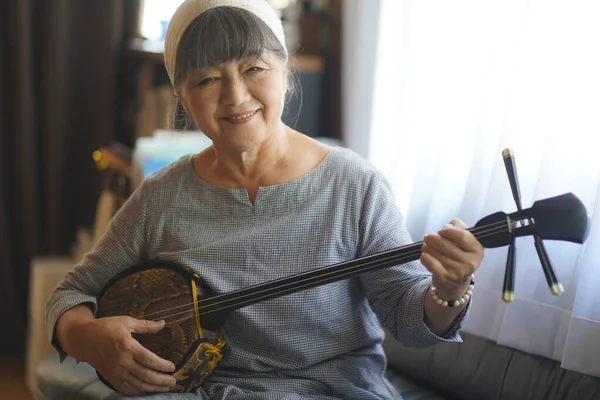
[171,90,196,130]
[176,92,191,116]
[284,68,292,96]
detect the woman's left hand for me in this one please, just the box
[420,219,484,300]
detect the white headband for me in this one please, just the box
[164,0,287,86]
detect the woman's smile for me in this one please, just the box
[222,109,260,125]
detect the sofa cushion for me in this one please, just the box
[382,331,600,400]
[36,351,113,400]
[385,368,449,400]
[501,348,600,400]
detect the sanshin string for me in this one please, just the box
[137,219,512,326]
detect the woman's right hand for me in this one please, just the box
[57,307,177,396]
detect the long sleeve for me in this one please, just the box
[357,171,470,347]
[45,180,151,357]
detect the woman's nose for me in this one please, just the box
[220,77,251,107]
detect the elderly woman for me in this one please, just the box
[47,1,484,399]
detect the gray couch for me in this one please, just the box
[382,332,600,400]
[35,332,600,400]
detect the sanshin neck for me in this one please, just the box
[196,223,508,316]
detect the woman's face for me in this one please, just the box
[178,51,288,151]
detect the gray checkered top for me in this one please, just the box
[46,146,468,399]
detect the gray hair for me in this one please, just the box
[171,7,298,129]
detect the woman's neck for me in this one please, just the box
[210,128,291,186]
[193,126,296,201]
[192,127,330,204]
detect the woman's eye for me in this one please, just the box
[245,66,263,73]
[197,77,217,86]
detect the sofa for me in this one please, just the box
[34,329,600,400]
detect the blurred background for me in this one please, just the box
[1,0,599,398]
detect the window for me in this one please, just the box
[139,0,297,41]
[140,0,185,41]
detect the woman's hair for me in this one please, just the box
[171,6,298,129]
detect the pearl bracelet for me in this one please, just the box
[430,276,475,307]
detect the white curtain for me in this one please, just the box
[343,0,600,378]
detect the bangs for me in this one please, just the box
[174,7,287,87]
